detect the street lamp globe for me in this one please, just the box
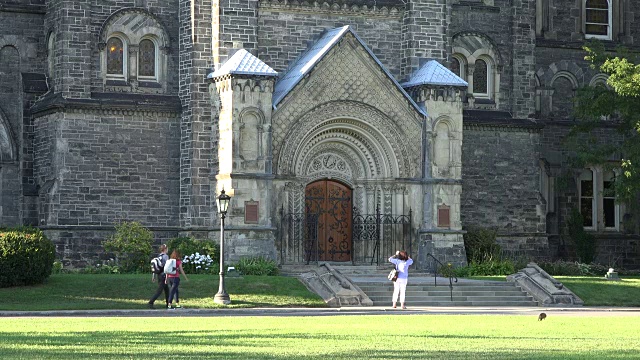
[217,189,231,215]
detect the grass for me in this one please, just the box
[464,275,640,307]
[0,274,326,311]
[1,315,639,359]
[556,276,640,306]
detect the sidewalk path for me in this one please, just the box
[2,306,639,318]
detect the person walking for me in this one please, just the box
[389,250,413,309]
[166,250,189,309]
[148,244,169,309]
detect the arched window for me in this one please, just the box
[473,59,488,95]
[47,32,55,78]
[106,36,125,76]
[585,0,611,39]
[451,58,461,78]
[138,39,156,78]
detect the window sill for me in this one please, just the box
[138,81,162,89]
[106,79,129,87]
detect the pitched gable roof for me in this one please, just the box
[401,60,468,88]
[272,26,427,116]
[208,49,277,80]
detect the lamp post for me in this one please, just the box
[214,188,231,305]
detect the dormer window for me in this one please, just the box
[585,0,611,40]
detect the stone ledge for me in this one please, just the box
[298,263,373,307]
[507,263,584,306]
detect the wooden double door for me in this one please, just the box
[304,180,353,262]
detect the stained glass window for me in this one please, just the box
[473,59,488,94]
[451,58,460,78]
[106,37,124,75]
[585,0,609,37]
[139,39,156,78]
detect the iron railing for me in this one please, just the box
[426,253,458,301]
[279,205,412,265]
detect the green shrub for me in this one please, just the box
[52,260,64,274]
[79,259,120,274]
[0,227,55,287]
[233,256,279,276]
[463,227,501,263]
[167,236,219,265]
[454,259,516,277]
[537,260,613,276]
[566,208,597,263]
[103,221,153,273]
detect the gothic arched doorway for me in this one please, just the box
[305,179,352,262]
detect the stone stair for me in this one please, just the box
[282,264,539,307]
[356,281,539,306]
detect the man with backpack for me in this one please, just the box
[147,244,169,309]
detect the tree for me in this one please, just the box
[568,41,640,232]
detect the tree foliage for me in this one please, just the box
[570,41,640,229]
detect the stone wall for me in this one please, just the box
[257,1,405,79]
[44,0,181,97]
[179,0,216,228]
[0,1,46,226]
[461,124,546,252]
[400,0,448,78]
[47,228,179,268]
[449,0,536,118]
[33,107,181,227]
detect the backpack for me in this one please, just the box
[164,258,177,275]
[150,254,167,274]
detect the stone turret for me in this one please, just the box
[402,59,468,267]
[401,0,449,79]
[212,0,259,67]
[208,49,278,261]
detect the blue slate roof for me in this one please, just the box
[208,49,277,79]
[402,60,468,88]
[272,25,426,116]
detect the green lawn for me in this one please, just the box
[556,276,640,306]
[466,275,640,307]
[1,315,639,359]
[0,274,326,311]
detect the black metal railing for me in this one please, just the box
[426,253,458,301]
[279,210,319,265]
[279,205,413,265]
[352,206,412,266]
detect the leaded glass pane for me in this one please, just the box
[581,198,593,227]
[451,58,460,77]
[473,59,487,94]
[586,9,607,23]
[586,24,608,35]
[139,39,155,77]
[107,37,124,75]
[586,0,609,36]
[586,0,608,9]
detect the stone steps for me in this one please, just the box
[353,279,538,307]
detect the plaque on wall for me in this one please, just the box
[437,205,450,228]
[244,201,259,224]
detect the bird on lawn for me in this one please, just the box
[538,313,547,321]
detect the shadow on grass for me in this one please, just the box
[0,331,636,359]
[1,274,326,311]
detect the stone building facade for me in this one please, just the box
[0,0,638,268]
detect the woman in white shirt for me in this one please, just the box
[389,250,413,309]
